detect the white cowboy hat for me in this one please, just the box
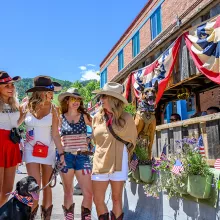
[58,88,83,102]
[93,82,128,104]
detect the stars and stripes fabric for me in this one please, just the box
[65,213,74,220]
[25,129,34,143]
[130,153,139,172]
[171,159,184,175]
[197,135,205,157]
[184,15,220,84]
[124,37,181,103]
[82,161,92,175]
[10,191,33,207]
[214,159,220,170]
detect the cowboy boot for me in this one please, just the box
[41,205,53,220]
[30,204,39,220]
[98,213,109,220]
[81,206,91,220]
[62,203,75,220]
[110,211,124,220]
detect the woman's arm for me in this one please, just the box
[17,105,26,126]
[84,114,92,127]
[52,106,65,164]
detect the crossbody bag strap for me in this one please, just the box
[104,114,129,146]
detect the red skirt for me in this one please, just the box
[0,129,21,168]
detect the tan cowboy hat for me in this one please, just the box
[58,88,83,102]
[0,71,21,84]
[93,82,128,104]
[26,75,62,93]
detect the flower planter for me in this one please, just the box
[139,165,153,183]
[132,166,141,181]
[160,170,171,188]
[172,175,188,195]
[187,175,213,199]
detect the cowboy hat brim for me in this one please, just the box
[0,76,21,84]
[25,81,62,93]
[58,92,83,102]
[93,90,128,104]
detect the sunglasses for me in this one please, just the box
[69,97,81,102]
[170,118,177,122]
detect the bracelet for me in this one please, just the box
[59,152,65,157]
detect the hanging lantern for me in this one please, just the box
[177,87,190,100]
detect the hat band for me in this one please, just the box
[0,77,12,83]
[72,92,81,97]
[45,84,54,90]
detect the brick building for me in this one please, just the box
[99,0,220,123]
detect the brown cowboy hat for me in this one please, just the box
[26,75,62,93]
[58,88,83,102]
[0,71,21,84]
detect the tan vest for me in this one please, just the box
[92,112,138,174]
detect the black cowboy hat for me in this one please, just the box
[0,71,21,84]
[26,75,62,93]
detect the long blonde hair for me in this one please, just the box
[97,96,125,127]
[28,91,47,114]
[0,85,19,112]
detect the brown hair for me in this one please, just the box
[28,91,47,114]
[59,96,91,122]
[97,95,125,127]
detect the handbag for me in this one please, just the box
[32,141,49,158]
[9,128,21,144]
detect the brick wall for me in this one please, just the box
[200,87,220,112]
[100,0,213,81]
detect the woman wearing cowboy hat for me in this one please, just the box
[91,82,137,220]
[20,75,63,220]
[0,71,23,207]
[58,88,93,220]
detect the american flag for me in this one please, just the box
[82,162,92,175]
[197,135,205,157]
[171,159,184,175]
[65,213,74,220]
[26,129,34,143]
[130,153,139,172]
[214,159,220,170]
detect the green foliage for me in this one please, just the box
[124,103,136,116]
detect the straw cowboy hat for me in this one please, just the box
[58,88,83,102]
[93,82,128,104]
[0,71,21,84]
[26,75,62,93]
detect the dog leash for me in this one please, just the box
[38,160,64,192]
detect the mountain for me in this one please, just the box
[15,78,72,102]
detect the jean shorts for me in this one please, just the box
[64,153,92,174]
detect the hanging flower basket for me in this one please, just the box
[132,166,141,181]
[187,175,213,199]
[160,170,171,188]
[139,165,154,183]
[172,175,188,195]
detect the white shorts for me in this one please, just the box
[91,146,128,181]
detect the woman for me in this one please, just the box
[21,76,64,220]
[92,82,137,220]
[58,88,93,220]
[0,71,23,207]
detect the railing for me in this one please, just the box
[152,112,220,166]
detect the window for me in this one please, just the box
[132,31,140,57]
[100,68,107,88]
[150,6,162,40]
[118,50,124,71]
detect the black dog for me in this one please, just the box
[0,176,39,220]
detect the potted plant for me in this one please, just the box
[135,138,154,183]
[184,145,213,199]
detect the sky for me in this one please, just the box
[0,0,148,82]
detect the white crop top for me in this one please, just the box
[0,104,19,130]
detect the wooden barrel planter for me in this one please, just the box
[139,165,154,183]
[187,175,213,199]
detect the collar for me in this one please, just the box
[138,101,155,113]
[10,191,33,207]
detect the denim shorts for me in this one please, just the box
[64,153,92,173]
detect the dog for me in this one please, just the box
[134,80,158,160]
[0,176,39,220]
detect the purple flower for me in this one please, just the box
[188,164,191,166]
[152,168,156,173]
[211,183,215,188]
